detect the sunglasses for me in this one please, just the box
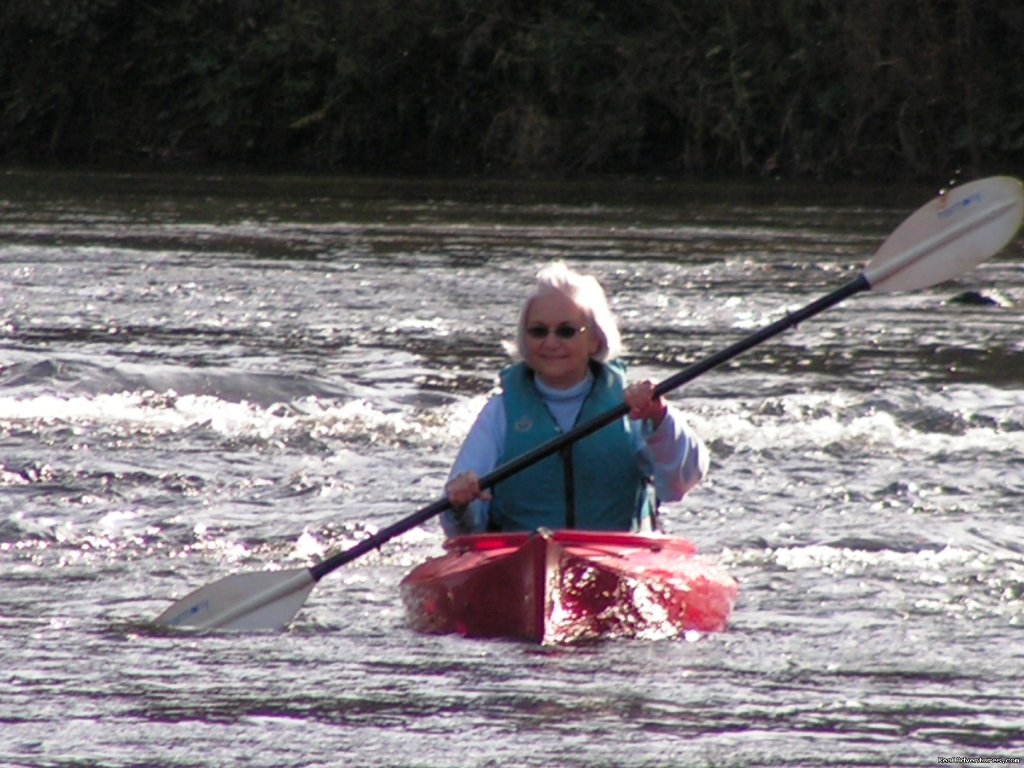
[526,324,588,340]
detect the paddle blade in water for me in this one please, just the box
[154,567,316,631]
[864,176,1024,293]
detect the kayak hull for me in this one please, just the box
[400,529,738,644]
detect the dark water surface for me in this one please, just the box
[1,170,1023,767]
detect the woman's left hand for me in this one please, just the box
[625,380,668,428]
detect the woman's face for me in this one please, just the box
[523,292,599,388]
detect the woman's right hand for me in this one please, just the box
[446,471,491,508]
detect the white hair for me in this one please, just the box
[507,260,622,362]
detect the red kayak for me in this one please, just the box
[400,529,738,644]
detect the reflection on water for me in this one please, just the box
[1,169,1022,767]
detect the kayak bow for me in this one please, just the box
[400,529,739,644]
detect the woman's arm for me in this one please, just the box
[625,380,709,502]
[441,396,506,537]
[640,406,709,502]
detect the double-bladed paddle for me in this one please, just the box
[154,175,1023,632]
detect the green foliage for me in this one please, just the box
[0,0,1021,178]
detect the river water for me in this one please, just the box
[1,169,1022,767]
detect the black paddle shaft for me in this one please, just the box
[311,273,871,582]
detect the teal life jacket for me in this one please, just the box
[489,360,656,532]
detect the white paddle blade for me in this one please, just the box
[864,175,1024,293]
[154,567,316,631]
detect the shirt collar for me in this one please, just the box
[533,368,595,402]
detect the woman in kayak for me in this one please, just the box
[442,260,708,537]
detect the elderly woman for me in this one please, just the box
[442,261,708,537]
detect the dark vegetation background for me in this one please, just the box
[1,0,1022,180]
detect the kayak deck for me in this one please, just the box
[400,529,738,644]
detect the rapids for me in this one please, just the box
[2,170,1022,767]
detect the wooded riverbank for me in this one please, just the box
[2,0,1022,180]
